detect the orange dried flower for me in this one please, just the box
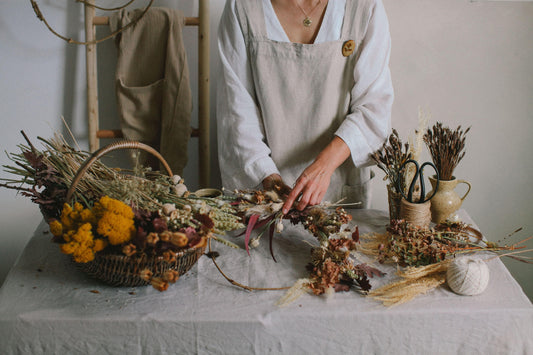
[140,268,153,282]
[122,243,137,257]
[151,277,169,292]
[162,251,177,263]
[163,270,180,283]
[159,230,172,242]
[169,232,188,248]
[146,232,159,246]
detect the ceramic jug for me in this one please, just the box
[428,176,471,224]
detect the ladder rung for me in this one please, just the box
[93,16,200,26]
[96,128,200,139]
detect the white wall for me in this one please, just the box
[1,0,531,301]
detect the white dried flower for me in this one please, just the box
[174,183,188,197]
[171,175,182,185]
[276,220,284,233]
[162,203,176,216]
[249,237,261,249]
[264,190,281,202]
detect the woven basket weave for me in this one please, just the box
[77,245,206,287]
[66,140,205,287]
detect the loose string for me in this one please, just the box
[29,0,154,45]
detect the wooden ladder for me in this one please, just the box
[84,0,210,187]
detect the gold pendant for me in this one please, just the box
[303,17,312,27]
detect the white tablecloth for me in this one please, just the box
[1,210,532,354]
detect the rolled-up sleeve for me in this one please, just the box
[335,0,393,168]
[216,0,280,189]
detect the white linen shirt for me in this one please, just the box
[216,0,393,189]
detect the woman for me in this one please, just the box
[216,0,393,214]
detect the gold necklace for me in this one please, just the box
[295,0,322,27]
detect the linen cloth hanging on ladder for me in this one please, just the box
[110,7,192,175]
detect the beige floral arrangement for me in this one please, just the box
[2,131,530,305]
[1,132,376,295]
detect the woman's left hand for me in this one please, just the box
[282,137,351,214]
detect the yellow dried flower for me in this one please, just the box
[49,220,63,237]
[74,202,84,212]
[93,239,107,252]
[94,196,135,245]
[72,247,95,263]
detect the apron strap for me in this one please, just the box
[235,0,268,42]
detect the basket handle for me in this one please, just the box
[66,140,174,203]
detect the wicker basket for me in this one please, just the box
[77,245,206,287]
[65,140,206,287]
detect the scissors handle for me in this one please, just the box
[398,160,440,203]
[418,161,439,202]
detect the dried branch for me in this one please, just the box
[29,0,154,45]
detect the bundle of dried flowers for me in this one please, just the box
[371,129,411,194]
[360,220,532,306]
[1,132,247,291]
[423,122,470,181]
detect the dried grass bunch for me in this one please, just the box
[423,122,470,180]
[371,129,411,194]
[360,220,532,306]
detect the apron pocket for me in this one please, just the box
[116,77,165,143]
[116,77,165,170]
[341,169,375,209]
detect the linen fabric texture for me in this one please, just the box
[217,0,393,207]
[110,8,192,175]
[1,210,532,355]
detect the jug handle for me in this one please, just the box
[457,180,472,201]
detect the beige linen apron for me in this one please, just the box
[235,0,374,208]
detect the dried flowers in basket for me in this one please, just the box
[1,132,245,291]
[2,131,383,298]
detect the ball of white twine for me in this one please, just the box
[446,257,490,296]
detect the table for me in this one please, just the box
[1,209,532,354]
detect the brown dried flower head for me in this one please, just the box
[146,232,160,246]
[140,268,153,282]
[163,270,180,283]
[122,243,137,257]
[151,277,169,292]
[169,232,189,248]
[159,230,172,242]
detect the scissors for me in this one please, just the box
[398,159,440,203]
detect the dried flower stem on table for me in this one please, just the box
[423,122,470,180]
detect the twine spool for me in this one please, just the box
[446,257,490,296]
[399,198,431,227]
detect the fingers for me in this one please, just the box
[281,171,329,214]
[282,177,305,214]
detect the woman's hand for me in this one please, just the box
[262,173,292,198]
[282,137,351,214]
